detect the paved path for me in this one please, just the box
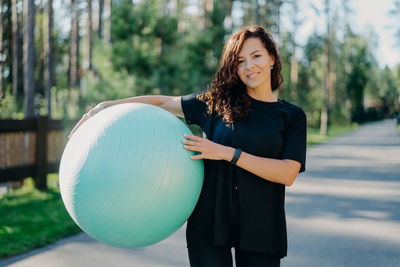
[1,119,399,267]
[283,119,400,267]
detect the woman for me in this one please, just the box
[69,25,306,267]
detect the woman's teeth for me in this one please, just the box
[248,72,259,79]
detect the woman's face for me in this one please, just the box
[237,37,275,92]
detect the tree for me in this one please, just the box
[11,0,18,105]
[222,0,234,31]
[87,0,93,70]
[300,32,325,128]
[45,0,54,117]
[346,36,371,123]
[98,0,104,38]
[69,0,80,87]
[23,0,35,118]
[288,0,304,100]
[320,0,333,135]
[0,0,3,100]
[378,67,398,116]
[103,0,111,44]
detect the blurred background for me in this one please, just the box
[0,0,399,128]
[0,0,400,262]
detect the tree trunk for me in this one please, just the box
[11,0,18,105]
[320,0,330,135]
[290,1,299,99]
[0,0,3,100]
[88,0,93,70]
[38,4,45,101]
[255,0,260,25]
[224,0,233,31]
[273,0,282,38]
[24,0,35,118]
[200,0,213,29]
[98,0,104,38]
[328,22,336,106]
[103,0,111,44]
[321,41,329,135]
[69,0,79,87]
[45,0,54,118]
[290,47,298,98]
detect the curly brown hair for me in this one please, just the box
[197,25,283,123]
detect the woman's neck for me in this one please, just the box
[246,87,277,102]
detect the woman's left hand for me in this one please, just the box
[182,134,234,161]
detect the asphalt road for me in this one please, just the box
[1,119,399,267]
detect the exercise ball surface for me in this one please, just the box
[59,103,204,248]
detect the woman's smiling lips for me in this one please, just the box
[247,72,259,79]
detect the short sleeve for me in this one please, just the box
[281,107,307,173]
[181,91,209,129]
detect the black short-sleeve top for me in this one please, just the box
[181,90,307,258]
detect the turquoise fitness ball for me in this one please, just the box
[59,103,204,248]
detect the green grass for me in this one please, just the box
[397,125,400,134]
[0,123,358,260]
[307,123,358,147]
[0,174,81,260]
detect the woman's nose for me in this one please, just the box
[245,59,255,69]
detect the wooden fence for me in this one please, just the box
[0,116,66,190]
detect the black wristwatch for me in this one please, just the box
[231,148,242,165]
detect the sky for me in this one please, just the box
[351,0,399,68]
[283,0,400,69]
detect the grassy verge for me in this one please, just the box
[397,125,400,134]
[307,123,358,147]
[0,123,358,260]
[0,174,81,260]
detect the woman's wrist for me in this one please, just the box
[223,146,236,162]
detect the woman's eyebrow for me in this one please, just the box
[238,50,263,58]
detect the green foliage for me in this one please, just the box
[108,0,226,99]
[0,88,25,119]
[345,34,372,123]
[1,0,398,126]
[110,0,179,95]
[293,32,325,128]
[378,67,398,114]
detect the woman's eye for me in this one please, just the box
[238,60,244,64]
[254,54,261,58]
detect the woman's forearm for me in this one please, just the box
[105,95,173,108]
[233,151,301,186]
[219,146,300,186]
[69,95,175,138]
[183,134,301,187]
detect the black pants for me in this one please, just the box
[188,246,281,267]
[187,190,281,267]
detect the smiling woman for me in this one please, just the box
[69,25,306,267]
[237,39,276,100]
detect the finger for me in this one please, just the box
[184,134,204,142]
[182,140,200,146]
[184,145,201,152]
[190,154,203,160]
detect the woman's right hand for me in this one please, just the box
[68,101,111,139]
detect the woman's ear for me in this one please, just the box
[270,55,275,68]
